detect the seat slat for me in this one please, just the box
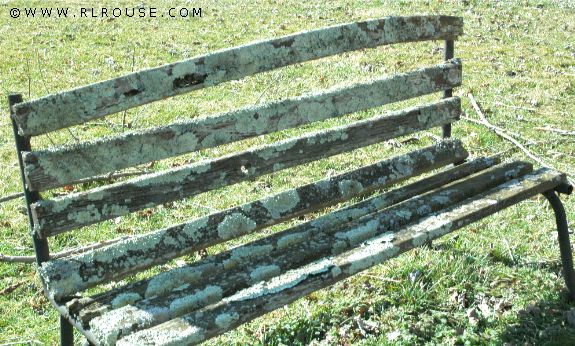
[32,97,461,237]
[40,140,468,300]
[113,168,566,345]
[65,155,500,324]
[23,60,462,191]
[12,16,463,137]
[84,161,531,343]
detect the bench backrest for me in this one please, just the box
[9,16,463,267]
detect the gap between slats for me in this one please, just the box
[65,155,502,328]
[65,155,500,325]
[13,16,463,137]
[114,168,565,346]
[31,97,461,237]
[23,59,462,192]
[40,140,468,300]
[87,161,533,343]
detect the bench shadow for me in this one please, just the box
[434,241,575,345]
[500,298,575,346]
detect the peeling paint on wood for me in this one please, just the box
[31,98,461,237]
[12,16,463,137]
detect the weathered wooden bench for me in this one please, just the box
[8,15,575,345]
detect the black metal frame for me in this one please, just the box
[544,186,575,301]
[442,39,454,139]
[436,39,575,300]
[6,38,575,345]
[9,94,74,345]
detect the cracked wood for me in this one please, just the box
[78,161,530,342]
[64,155,500,322]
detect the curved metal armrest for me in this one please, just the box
[543,190,575,301]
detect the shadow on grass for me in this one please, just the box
[501,295,575,346]
[435,240,575,344]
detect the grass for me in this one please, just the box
[1,0,574,344]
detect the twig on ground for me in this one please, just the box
[0,170,150,205]
[0,192,25,204]
[534,126,575,136]
[493,101,537,112]
[0,280,25,295]
[466,93,575,186]
[254,71,283,105]
[468,94,535,144]
[81,120,125,131]
[503,238,516,264]
[463,114,546,166]
[0,236,132,263]
[67,128,79,142]
[128,104,150,129]
[43,132,56,146]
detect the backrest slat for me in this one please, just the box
[23,59,462,191]
[12,15,463,137]
[32,97,461,236]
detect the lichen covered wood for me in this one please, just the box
[104,168,565,345]
[64,155,500,326]
[12,16,463,137]
[31,97,461,237]
[79,161,531,343]
[22,59,462,191]
[38,140,467,300]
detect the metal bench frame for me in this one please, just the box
[8,16,574,345]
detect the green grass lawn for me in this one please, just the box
[1,0,575,344]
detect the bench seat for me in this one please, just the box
[43,151,567,345]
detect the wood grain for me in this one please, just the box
[113,168,565,345]
[64,155,500,322]
[32,98,461,237]
[40,140,469,300]
[72,160,527,339]
[23,60,462,191]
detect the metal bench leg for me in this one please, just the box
[543,190,575,301]
[60,316,74,346]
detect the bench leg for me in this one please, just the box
[543,190,575,301]
[60,316,74,346]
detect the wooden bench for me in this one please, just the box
[8,15,575,345]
